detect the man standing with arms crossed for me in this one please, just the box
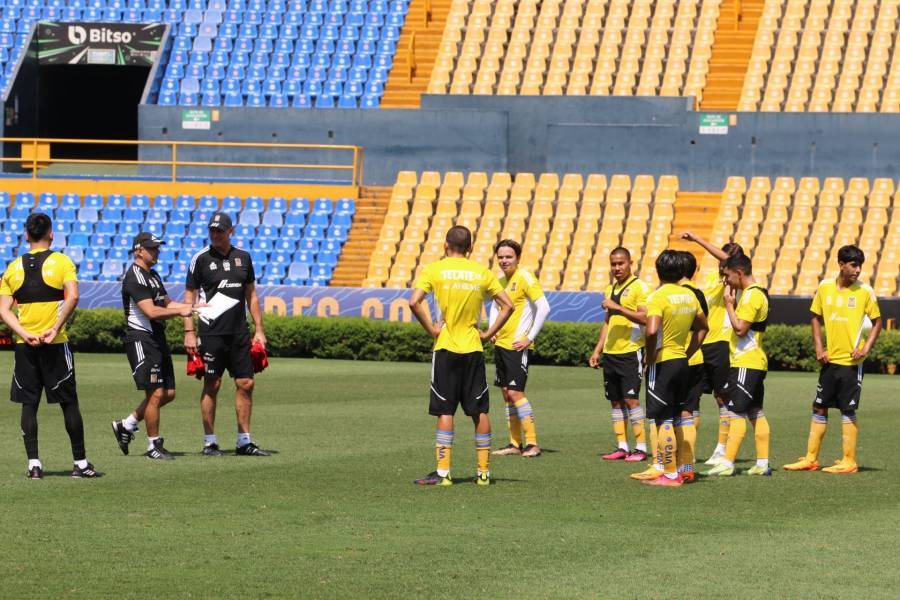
[184,212,268,456]
[0,213,101,478]
[410,226,513,486]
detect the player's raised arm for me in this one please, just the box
[681,231,729,262]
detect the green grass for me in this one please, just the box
[1,353,898,599]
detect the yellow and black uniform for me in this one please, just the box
[601,276,650,402]
[0,249,78,405]
[682,281,709,413]
[415,257,504,416]
[492,268,544,391]
[725,285,769,413]
[644,283,700,420]
[700,271,732,394]
[810,278,881,411]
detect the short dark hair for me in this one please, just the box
[723,253,753,275]
[25,212,52,242]
[680,251,698,279]
[655,249,683,283]
[610,246,631,260]
[494,239,521,258]
[722,242,744,257]
[446,225,472,253]
[837,245,865,265]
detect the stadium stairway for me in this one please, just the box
[700,0,764,111]
[666,191,719,263]
[330,185,392,285]
[380,0,451,107]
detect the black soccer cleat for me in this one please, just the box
[27,466,43,480]
[71,463,103,478]
[202,443,225,457]
[145,438,175,460]
[235,442,270,456]
[111,420,135,456]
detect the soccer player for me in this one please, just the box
[680,231,744,465]
[635,250,707,487]
[706,254,772,477]
[677,251,709,481]
[112,232,199,460]
[784,245,882,474]
[183,212,269,456]
[0,213,101,478]
[588,247,650,462]
[409,226,513,486]
[489,239,550,458]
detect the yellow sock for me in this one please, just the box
[752,414,770,460]
[806,413,828,461]
[658,421,677,475]
[650,422,660,466]
[628,405,646,445]
[842,413,858,464]
[725,415,747,462]
[435,429,454,475]
[505,401,522,448]
[514,397,538,446]
[676,417,697,474]
[475,432,491,473]
[718,405,730,445]
[611,407,628,449]
[693,410,701,431]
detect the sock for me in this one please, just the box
[28,459,42,470]
[693,410,701,431]
[148,436,160,452]
[21,403,39,460]
[74,459,88,470]
[435,429,453,477]
[628,405,646,447]
[611,407,628,451]
[717,405,730,446]
[675,416,697,475]
[504,401,522,448]
[658,420,677,476]
[237,432,252,448]
[751,411,770,462]
[204,434,218,447]
[724,414,747,462]
[475,432,491,474]
[514,397,538,446]
[714,443,726,455]
[61,401,87,462]
[806,412,828,461]
[756,458,769,469]
[841,411,858,464]
[650,422,661,467]
[123,414,140,432]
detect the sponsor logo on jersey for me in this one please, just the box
[217,279,242,289]
[235,258,242,266]
[223,261,231,271]
[209,262,217,270]
[848,297,856,308]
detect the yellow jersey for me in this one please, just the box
[702,271,732,345]
[681,281,708,366]
[414,257,504,354]
[810,278,881,366]
[493,268,545,351]
[603,276,650,354]
[646,283,701,363]
[0,249,77,344]
[730,285,769,370]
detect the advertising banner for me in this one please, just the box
[36,22,165,65]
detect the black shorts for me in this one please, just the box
[814,363,864,411]
[684,363,705,413]
[602,350,643,402]
[701,341,730,395]
[10,342,78,405]
[493,347,529,391]
[645,358,689,421]
[429,350,490,417]
[125,331,175,391]
[200,332,254,381]
[725,367,766,413]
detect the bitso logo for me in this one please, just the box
[67,25,133,45]
[68,25,87,45]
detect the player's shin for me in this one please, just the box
[435,429,454,477]
[514,397,537,446]
[505,400,522,448]
[841,411,858,465]
[658,420,678,478]
[806,412,828,462]
[749,410,770,468]
[611,406,628,451]
[475,432,491,474]
[724,412,747,464]
[628,404,647,451]
[675,415,696,477]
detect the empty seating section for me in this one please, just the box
[427,0,721,100]
[739,0,900,112]
[0,191,355,285]
[365,171,679,291]
[702,176,898,295]
[0,0,407,108]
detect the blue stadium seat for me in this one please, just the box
[79,260,100,279]
[67,233,90,247]
[257,225,280,239]
[114,234,131,248]
[262,211,283,227]
[235,224,255,238]
[298,238,320,254]
[268,197,288,213]
[304,226,325,241]
[154,195,174,211]
[108,248,128,261]
[189,223,208,238]
[198,195,219,210]
[244,196,265,211]
[96,221,117,235]
[53,221,71,235]
[120,222,140,236]
[175,195,196,211]
[307,212,330,228]
[85,247,106,261]
[84,195,103,210]
[170,262,189,280]
[171,209,192,225]
[285,262,310,284]
[331,213,352,227]
[130,195,150,209]
[15,191,35,207]
[165,224,187,238]
[0,192,9,209]
[336,198,356,214]
[221,196,241,212]
[146,209,168,224]
[317,251,338,267]
[38,193,58,210]
[251,238,274,252]
[239,210,260,227]
[328,224,349,242]
[313,198,333,213]
[107,194,127,209]
[97,260,124,282]
[64,247,84,264]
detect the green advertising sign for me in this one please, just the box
[181,109,211,130]
[699,113,729,135]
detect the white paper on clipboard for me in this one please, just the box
[197,293,240,323]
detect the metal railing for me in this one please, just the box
[0,138,365,187]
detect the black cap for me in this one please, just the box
[208,211,233,231]
[130,232,165,253]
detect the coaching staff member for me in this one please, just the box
[183,212,268,456]
[0,213,101,478]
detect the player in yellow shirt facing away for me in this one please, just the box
[489,240,551,458]
[0,213,101,479]
[589,248,651,462]
[706,254,772,477]
[784,245,882,474]
[635,250,707,487]
[409,226,514,486]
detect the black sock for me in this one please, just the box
[21,403,39,460]
[61,401,86,461]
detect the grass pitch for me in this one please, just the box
[0,353,897,599]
